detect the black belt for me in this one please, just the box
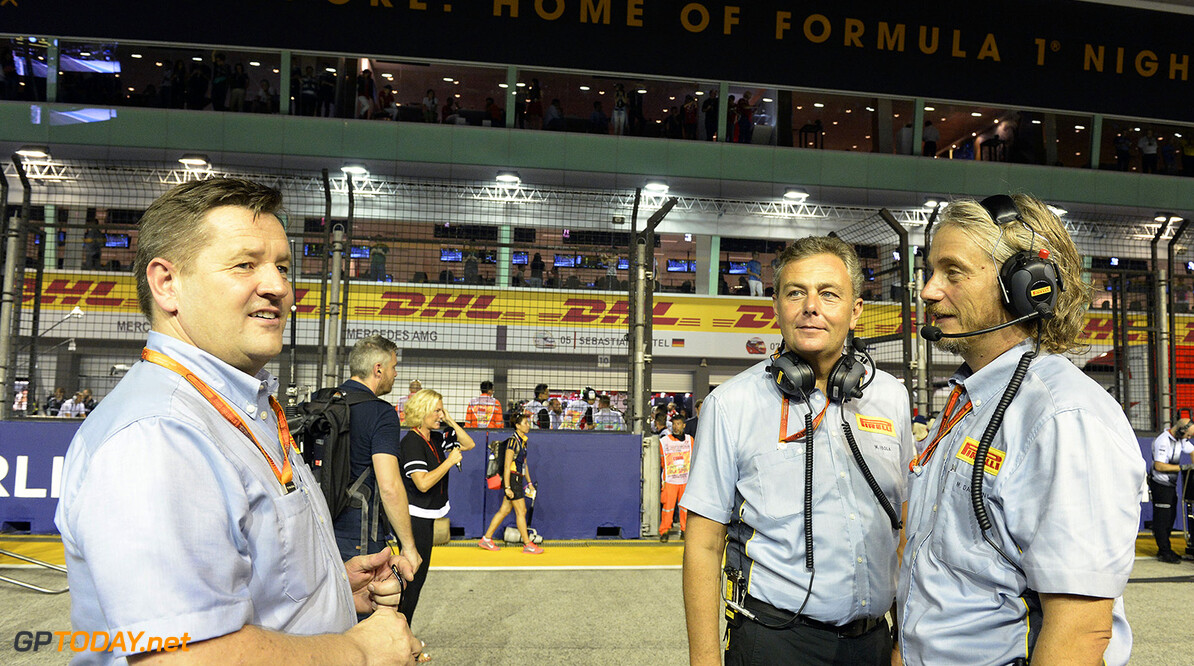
[743,596,885,638]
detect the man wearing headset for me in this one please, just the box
[900,194,1144,665]
[1150,417,1193,563]
[681,236,914,665]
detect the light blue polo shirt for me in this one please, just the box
[897,341,1145,666]
[681,359,914,624]
[56,332,355,664]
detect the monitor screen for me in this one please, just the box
[479,250,497,264]
[440,248,462,262]
[104,233,130,248]
[554,254,577,267]
[666,259,693,272]
[728,261,747,275]
[349,246,370,259]
[618,258,629,270]
[512,251,529,265]
[303,243,324,257]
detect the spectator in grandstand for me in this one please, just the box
[422,89,439,123]
[563,387,596,429]
[547,397,564,429]
[746,251,764,297]
[484,96,503,125]
[45,387,67,417]
[395,379,422,423]
[54,177,414,664]
[400,389,475,630]
[477,412,544,553]
[228,62,249,112]
[252,78,274,114]
[368,243,388,281]
[56,391,86,418]
[522,383,551,429]
[1149,417,1193,563]
[528,253,546,287]
[465,380,504,428]
[442,96,461,124]
[682,235,913,666]
[82,218,104,270]
[899,195,1143,664]
[589,101,609,134]
[659,417,693,542]
[80,388,96,415]
[332,336,420,576]
[298,66,319,116]
[591,394,626,430]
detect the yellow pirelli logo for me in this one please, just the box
[1030,285,1052,298]
[955,437,1006,476]
[855,414,896,436]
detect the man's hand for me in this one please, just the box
[346,549,416,613]
[345,607,416,666]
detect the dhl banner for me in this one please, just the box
[14,271,1170,359]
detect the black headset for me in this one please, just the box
[767,337,873,403]
[980,194,1065,320]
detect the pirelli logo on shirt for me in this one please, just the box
[855,414,896,437]
[955,436,1006,476]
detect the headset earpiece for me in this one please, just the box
[767,350,815,400]
[826,353,866,403]
[768,342,868,403]
[979,194,1065,320]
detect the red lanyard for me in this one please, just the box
[779,398,830,443]
[909,385,972,472]
[415,428,442,463]
[141,348,296,492]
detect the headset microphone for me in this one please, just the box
[919,309,1046,342]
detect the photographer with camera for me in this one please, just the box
[1151,417,1194,563]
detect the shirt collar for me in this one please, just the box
[146,331,278,418]
[950,338,1038,407]
[341,379,375,395]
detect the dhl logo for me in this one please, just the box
[1030,285,1052,297]
[855,414,896,436]
[954,437,1005,476]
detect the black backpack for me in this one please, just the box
[290,387,384,520]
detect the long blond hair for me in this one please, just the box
[935,194,1092,354]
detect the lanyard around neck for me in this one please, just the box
[141,348,296,493]
[909,385,972,472]
[779,397,829,444]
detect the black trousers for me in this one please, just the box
[1150,478,1179,555]
[725,614,890,666]
[398,516,436,627]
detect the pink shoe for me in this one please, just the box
[522,542,544,554]
[478,537,499,551]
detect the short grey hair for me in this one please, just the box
[348,335,398,378]
[773,236,863,299]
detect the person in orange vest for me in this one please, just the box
[465,380,504,428]
[659,417,693,542]
[395,379,422,424]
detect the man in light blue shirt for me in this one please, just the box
[901,194,1144,665]
[55,178,416,664]
[682,236,914,666]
